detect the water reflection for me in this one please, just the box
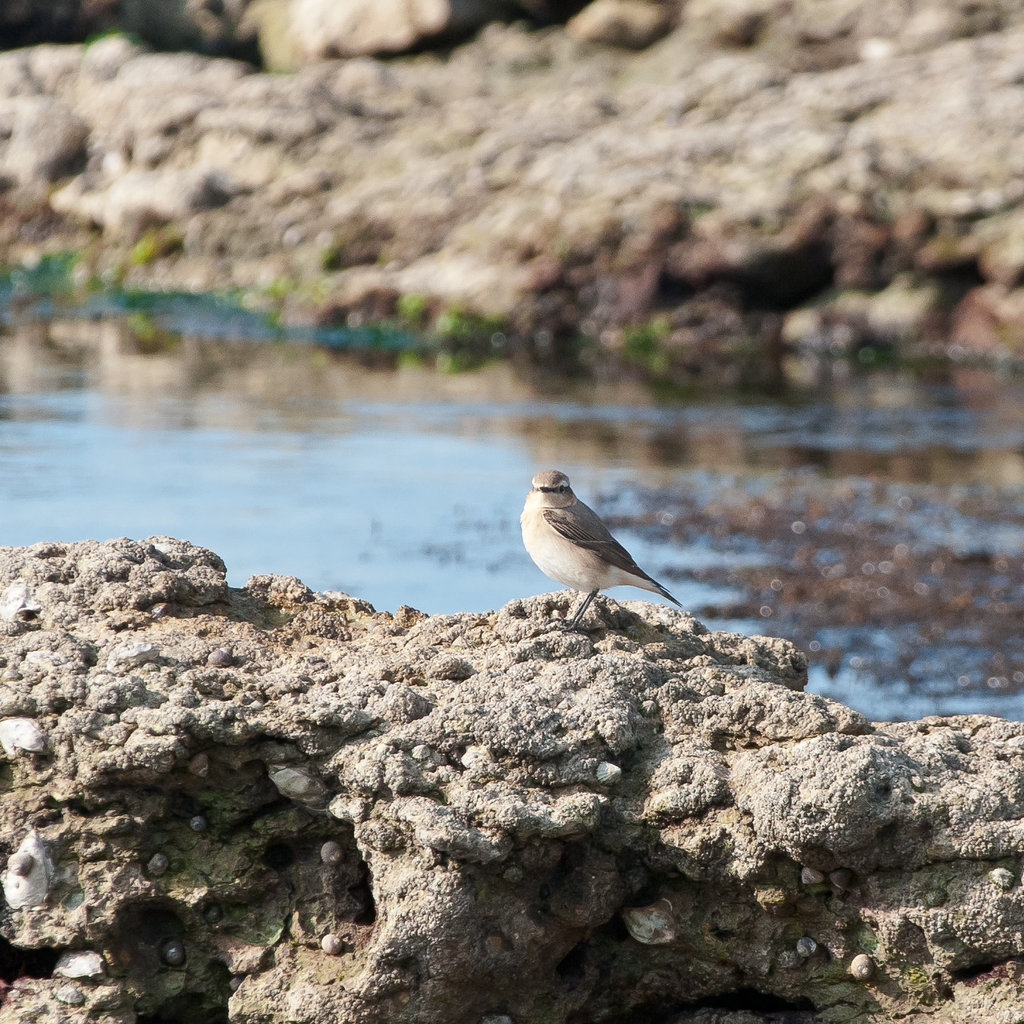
[2,317,1024,721]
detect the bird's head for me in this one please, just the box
[529,469,575,508]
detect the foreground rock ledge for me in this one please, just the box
[1,539,1023,1024]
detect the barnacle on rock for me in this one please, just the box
[622,898,675,945]
[54,951,104,979]
[161,939,186,967]
[0,580,42,620]
[268,764,329,811]
[0,717,47,757]
[988,867,1015,891]
[55,984,86,1006]
[2,831,52,908]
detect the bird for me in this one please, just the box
[520,469,682,630]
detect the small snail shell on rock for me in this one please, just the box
[849,953,875,980]
[829,868,853,890]
[595,762,622,784]
[147,852,169,876]
[796,936,817,958]
[320,933,344,955]
[800,866,825,885]
[207,647,234,667]
[161,940,186,967]
[622,898,675,945]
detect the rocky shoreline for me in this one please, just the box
[3,537,1024,1022]
[2,2,1024,382]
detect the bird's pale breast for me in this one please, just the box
[521,506,633,592]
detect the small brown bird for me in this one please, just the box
[520,469,682,629]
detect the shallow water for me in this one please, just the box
[2,317,1024,721]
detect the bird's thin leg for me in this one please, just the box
[561,589,598,631]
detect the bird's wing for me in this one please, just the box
[542,504,651,579]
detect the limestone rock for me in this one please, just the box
[2,16,1024,356]
[1,537,1024,1021]
[251,0,498,67]
[567,0,673,49]
[52,166,238,233]
[0,95,88,186]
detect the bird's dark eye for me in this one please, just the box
[558,486,568,492]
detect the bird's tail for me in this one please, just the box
[641,574,683,608]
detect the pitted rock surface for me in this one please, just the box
[2,538,1024,1023]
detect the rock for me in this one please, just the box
[1,537,1024,1020]
[0,95,88,186]
[251,0,497,66]
[977,207,1024,288]
[566,0,673,49]
[52,167,238,234]
[0,17,1023,359]
[951,284,1024,354]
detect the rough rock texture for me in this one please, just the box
[3,538,1024,1023]
[2,6,1024,362]
[246,0,505,68]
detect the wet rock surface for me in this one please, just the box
[2,538,1024,1022]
